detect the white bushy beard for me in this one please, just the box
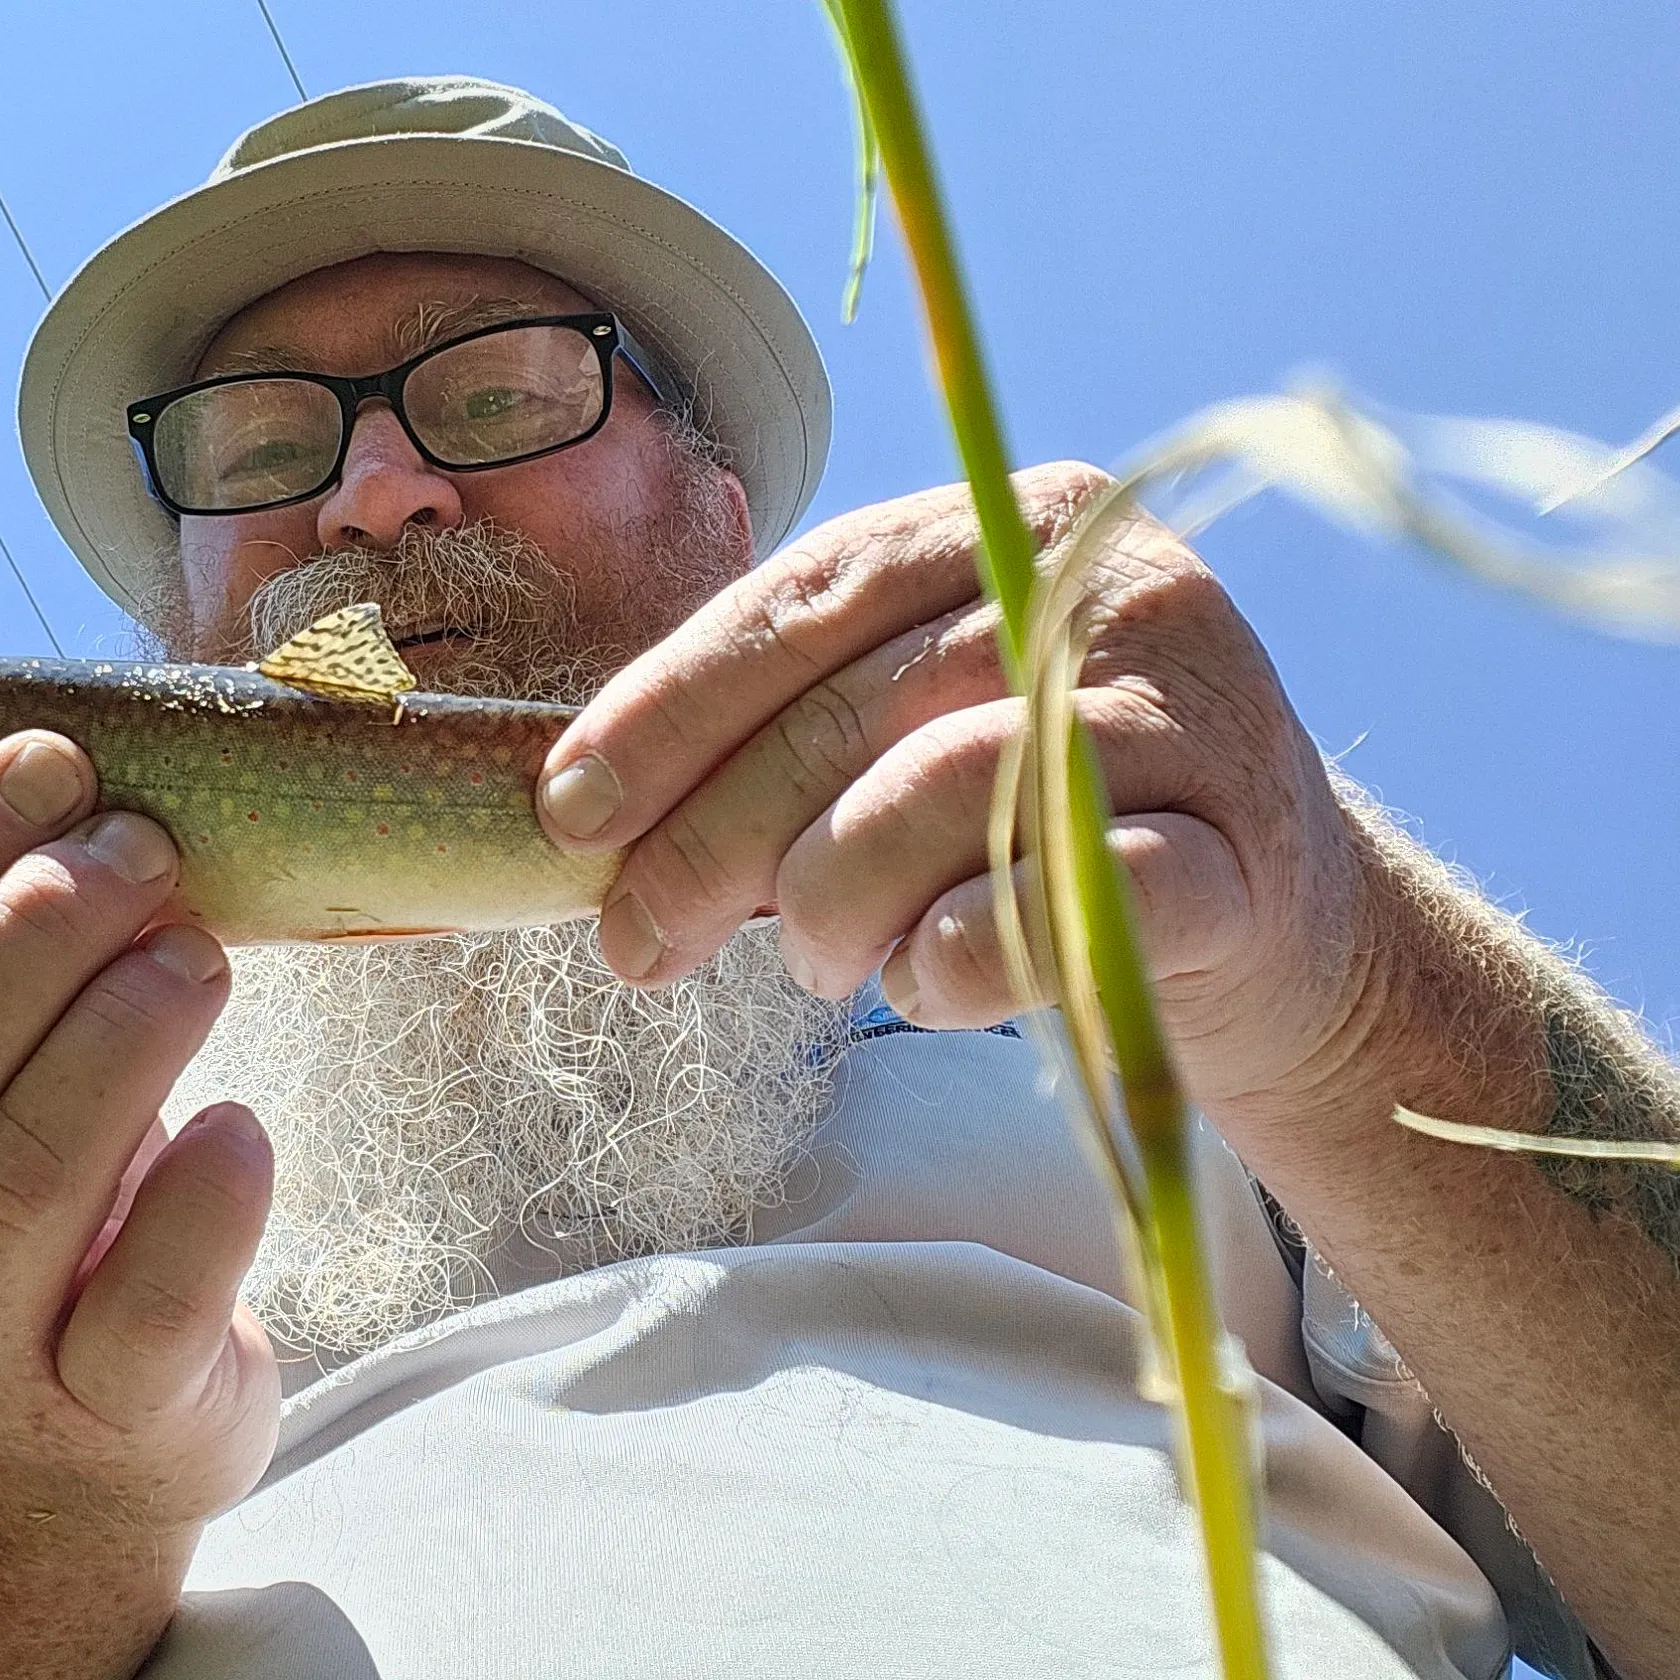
[163,922,847,1363]
[153,443,852,1366]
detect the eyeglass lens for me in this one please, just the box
[149,323,607,513]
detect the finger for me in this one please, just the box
[879,815,1254,1030]
[594,600,1010,982]
[775,689,1200,999]
[57,1102,271,1427]
[0,810,180,1091]
[0,923,230,1325]
[0,731,97,866]
[536,462,1115,853]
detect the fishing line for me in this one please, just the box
[256,0,309,101]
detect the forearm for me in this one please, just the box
[0,1518,196,1680]
[1223,805,1680,1680]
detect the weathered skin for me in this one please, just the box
[0,655,621,943]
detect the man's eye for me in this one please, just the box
[462,387,525,421]
[222,439,310,478]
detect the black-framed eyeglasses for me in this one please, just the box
[127,312,666,518]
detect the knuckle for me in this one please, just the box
[1014,459,1119,543]
[77,963,179,1044]
[1079,683,1176,743]
[0,1097,67,1235]
[893,712,997,819]
[112,1272,205,1349]
[770,855,850,963]
[1155,556,1238,619]
[773,682,871,794]
[0,853,91,948]
[735,552,849,676]
[641,679,714,752]
[642,805,737,911]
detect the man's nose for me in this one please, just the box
[316,403,464,552]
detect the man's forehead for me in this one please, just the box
[197,252,596,378]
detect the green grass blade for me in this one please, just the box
[825,0,1034,664]
[826,3,1272,1672]
[820,0,881,323]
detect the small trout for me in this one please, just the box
[0,650,620,944]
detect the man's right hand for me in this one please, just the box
[0,730,279,1680]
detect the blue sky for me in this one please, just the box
[4,0,1680,1042]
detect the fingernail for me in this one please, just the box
[600,891,664,979]
[542,755,623,840]
[0,741,83,827]
[199,1102,266,1147]
[783,946,819,994]
[880,964,921,1020]
[145,924,227,984]
[84,812,176,884]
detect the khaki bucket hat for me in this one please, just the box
[18,75,831,621]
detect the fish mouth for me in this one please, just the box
[390,623,484,653]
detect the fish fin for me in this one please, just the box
[257,603,418,704]
[313,927,458,941]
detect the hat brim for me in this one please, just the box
[19,132,830,618]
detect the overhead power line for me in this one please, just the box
[0,192,66,655]
[256,0,309,102]
[0,191,49,301]
[0,532,64,658]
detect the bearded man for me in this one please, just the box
[3,76,1677,1680]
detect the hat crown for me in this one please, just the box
[213,75,631,181]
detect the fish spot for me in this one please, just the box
[220,749,233,765]
[310,799,323,810]
[469,771,483,785]
[276,759,290,772]
[435,843,449,855]
[344,769,358,783]
[375,822,391,837]
[246,811,260,823]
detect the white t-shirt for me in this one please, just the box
[139,1004,1596,1680]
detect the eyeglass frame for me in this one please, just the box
[125,311,676,520]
